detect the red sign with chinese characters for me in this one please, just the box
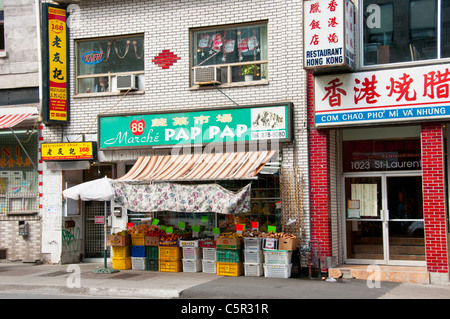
[314,63,450,127]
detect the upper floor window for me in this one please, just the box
[76,34,144,94]
[363,0,450,66]
[191,22,268,86]
[0,0,5,51]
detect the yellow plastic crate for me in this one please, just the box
[131,233,145,246]
[159,260,182,272]
[112,257,132,270]
[159,246,181,261]
[112,246,131,258]
[216,262,243,276]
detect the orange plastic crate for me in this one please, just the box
[216,262,243,276]
[159,246,181,261]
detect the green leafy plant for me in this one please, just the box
[241,64,260,76]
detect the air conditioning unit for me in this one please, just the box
[193,66,221,85]
[116,75,138,91]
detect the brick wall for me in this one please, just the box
[41,0,311,261]
[307,73,331,264]
[421,123,448,273]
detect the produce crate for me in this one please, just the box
[216,262,243,277]
[112,246,131,258]
[263,250,292,264]
[202,260,216,273]
[182,259,202,272]
[159,260,182,272]
[144,236,159,246]
[131,233,145,246]
[112,257,132,270]
[244,250,263,264]
[132,257,147,270]
[216,237,242,250]
[159,246,182,261]
[217,249,242,263]
[262,238,278,250]
[244,237,262,251]
[278,238,298,251]
[264,263,292,278]
[131,245,146,257]
[159,239,179,247]
[146,259,159,271]
[146,245,159,260]
[179,240,199,248]
[244,263,264,277]
[199,239,216,248]
[107,234,130,246]
[182,247,202,260]
[202,248,216,261]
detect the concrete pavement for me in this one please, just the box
[1,261,450,299]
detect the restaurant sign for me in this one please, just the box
[314,63,450,127]
[304,0,355,71]
[41,142,96,161]
[98,104,293,150]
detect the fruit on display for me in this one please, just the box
[160,233,180,241]
[113,230,128,236]
[219,232,243,239]
[260,230,298,239]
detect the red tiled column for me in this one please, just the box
[421,123,448,274]
[307,73,331,265]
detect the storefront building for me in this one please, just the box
[0,0,41,262]
[307,0,450,283]
[41,0,309,264]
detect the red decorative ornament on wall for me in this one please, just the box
[152,50,181,69]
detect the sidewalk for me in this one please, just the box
[1,261,450,299]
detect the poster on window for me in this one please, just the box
[351,184,377,217]
[303,0,355,71]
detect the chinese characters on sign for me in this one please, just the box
[314,63,450,127]
[99,105,292,149]
[304,0,355,70]
[0,146,33,169]
[44,5,69,123]
[41,142,95,161]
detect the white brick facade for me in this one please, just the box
[41,0,310,262]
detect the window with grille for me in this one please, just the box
[0,130,39,214]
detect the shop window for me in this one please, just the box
[190,21,268,86]
[363,0,449,65]
[0,0,4,51]
[75,34,144,95]
[0,131,39,214]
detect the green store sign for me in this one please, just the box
[98,104,293,150]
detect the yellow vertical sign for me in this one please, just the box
[48,7,68,122]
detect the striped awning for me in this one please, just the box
[116,150,277,182]
[0,107,39,129]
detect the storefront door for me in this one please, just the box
[344,173,425,265]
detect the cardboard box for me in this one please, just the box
[145,236,159,246]
[278,238,298,251]
[107,234,130,246]
[216,237,242,249]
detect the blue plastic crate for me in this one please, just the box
[131,245,146,257]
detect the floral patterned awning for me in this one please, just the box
[112,181,251,214]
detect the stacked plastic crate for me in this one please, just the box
[131,233,147,270]
[243,237,263,276]
[216,237,243,276]
[180,240,202,272]
[159,246,182,272]
[200,239,217,274]
[263,238,293,278]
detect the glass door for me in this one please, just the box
[344,174,425,265]
[345,176,384,262]
[386,175,425,263]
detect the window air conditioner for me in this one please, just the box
[116,75,138,91]
[193,66,221,85]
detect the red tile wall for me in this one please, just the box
[421,123,448,273]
